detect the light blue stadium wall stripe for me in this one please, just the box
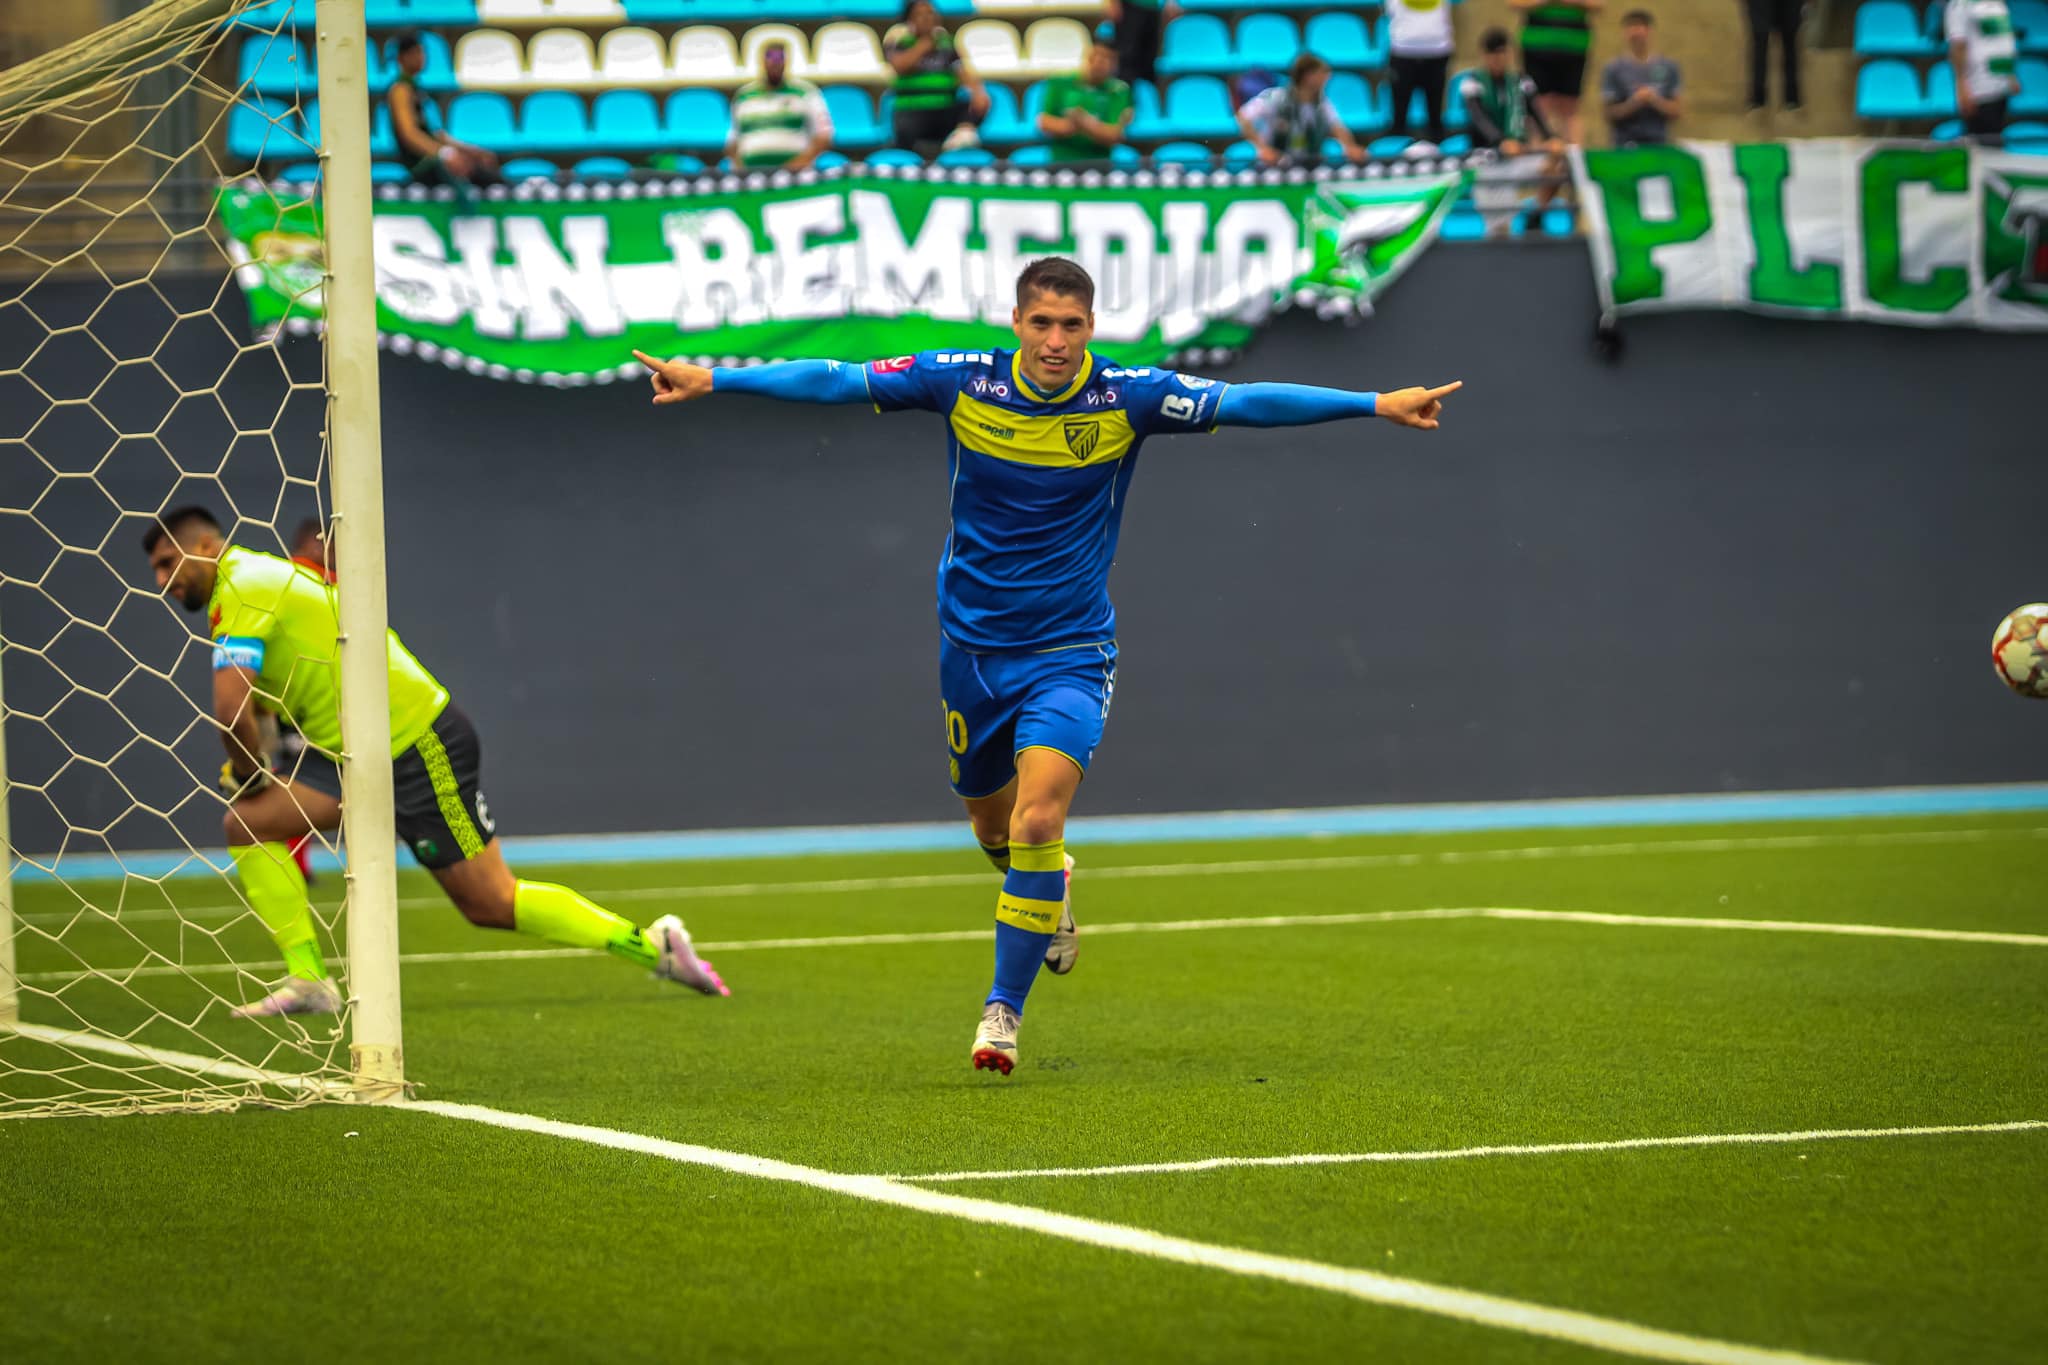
[12,782,2048,883]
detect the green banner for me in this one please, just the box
[219,165,1468,381]
[1572,139,2048,330]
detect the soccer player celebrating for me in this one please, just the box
[633,258,1455,1073]
[143,507,729,1017]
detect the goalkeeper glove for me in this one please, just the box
[219,760,273,803]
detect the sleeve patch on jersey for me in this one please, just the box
[871,355,916,374]
[212,636,265,672]
[1174,374,1216,389]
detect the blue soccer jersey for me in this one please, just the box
[862,349,1227,653]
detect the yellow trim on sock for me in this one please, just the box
[1011,839,1067,874]
[996,892,1062,934]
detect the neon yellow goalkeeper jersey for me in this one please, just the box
[208,545,448,757]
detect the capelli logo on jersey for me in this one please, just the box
[975,419,1017,440]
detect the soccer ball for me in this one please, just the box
[1991,604,2048,698]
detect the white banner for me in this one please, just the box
[1573,140,2048,330]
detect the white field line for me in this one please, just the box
[18,823,2046,929]
[17,905,2048,988]
[2,1022,332,1096]
[899,1119,2048,1183]
[405,1098,1854,1365]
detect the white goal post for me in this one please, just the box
[0,0,404,1114]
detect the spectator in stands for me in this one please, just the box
[1235,54,1369,166]
[1105,0,1171,89]
[730,41,835,170]
[385,30,500,188]
[1948,0,2020,144]
[1387,0,1457,146]
[885,0,991,159]
[1509,0,1598,148]
[1460,27,1563,238]
[1741,0,1804,112]
[1037,30,1135,162]
[1600,10,1681,146]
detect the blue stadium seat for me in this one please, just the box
[866,148,924,166]
[2012,0,2048,52]
[1854,1,1936,56]
[500,157,561,180]
[1439,205,1486,241]
[1931,117,1966,140]
[937,146,996,166]
[1305,13,1375,70]
[573,156,636,178]
[238,35,311,97]
[1160,76,1235,138]
[2006,118,2048,144]
[226,98,315,162]
[366,0,478,24]
[1439,132,1471,154]
[1010,145,1055,165]
[520,91,589,153]
[823,85,883,150]
[1926,60,1957,114]
[2017,57,2048,114]
[229,0,312,30]
[1152,140,1214,166]
[447,91,518,148]
[1235,15,1302,71]
[1221,139,1262,167]
[364,104,397,158]
[1369,133,1412,157]
[814,149,851,169]
[1326,71,1375,130]
[1126,79,1168,138]
[592,89,666,151]
[371,161,411,182]
[665,89,732,150]
[274,161,322,183]
[623,0,693,20]
[1855,59,1927,119]
[1157,16,1233,76]
[979,82,1028,142]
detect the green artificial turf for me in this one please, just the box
[3,814,2044,1363]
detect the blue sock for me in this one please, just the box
[986,839,1064,1015]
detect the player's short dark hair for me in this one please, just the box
[290,517,325,551]
[142,505,221,555]
[1481,27,1512,54]
[392,27,423,57]
[763,38,789,54]
[1290,53,1330,85]
[1622,9,1654,25]
[1015,257,1094,311]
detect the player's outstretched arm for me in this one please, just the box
[632,351,873,407]
[1214,380,1462,432]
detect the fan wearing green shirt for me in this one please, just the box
[1037,33,1134,163]
[143,506,730,1018]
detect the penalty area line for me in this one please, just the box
[16,905,2048,988]
[897,1118,2048,1183]
[401,1098,1857,1365]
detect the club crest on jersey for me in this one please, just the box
[1062,419,1100,461]
[871,355,916,374]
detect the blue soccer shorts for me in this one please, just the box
[938,637,1118,799]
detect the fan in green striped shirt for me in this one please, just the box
[730,42,835,170]
[1509,0,1599,145]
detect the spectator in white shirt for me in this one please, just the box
[1236,54,1367,165]
[1947,0,2020,144]
[1386,0,1456,146]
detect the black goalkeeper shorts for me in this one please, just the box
[287,704,496,870]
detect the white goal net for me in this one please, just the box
[1,0,401,1116]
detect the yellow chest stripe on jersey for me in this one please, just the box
[948,392,1136,469]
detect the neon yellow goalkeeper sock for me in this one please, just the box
[230,842,328,982]
[513,880,658,968]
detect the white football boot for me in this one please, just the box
[972,1000,1021,1075]
[229,975,342,1019]
[649,914,730,997]
[1042,853,1078,975]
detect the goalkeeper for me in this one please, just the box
[143,507,729,1017]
